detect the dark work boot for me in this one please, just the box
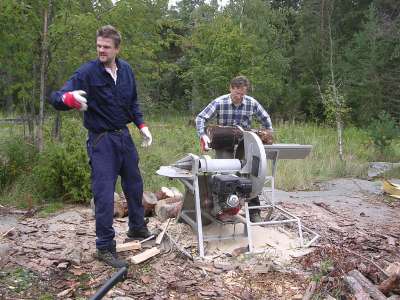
[249,196,262,223]
[249,210,262,223]
[126,226,152,240]
[97,242,128,268]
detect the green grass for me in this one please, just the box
[1,114,399,207]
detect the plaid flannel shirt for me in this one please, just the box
[195,94,273,137]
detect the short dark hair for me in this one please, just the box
[230,76,250,88]
[96,25,121,48]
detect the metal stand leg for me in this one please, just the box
[193,175,205,257]
[245,202,253,252]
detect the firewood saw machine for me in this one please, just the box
[157,127,319,257]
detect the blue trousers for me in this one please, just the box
[87,128,144,250]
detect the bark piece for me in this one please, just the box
[130,247,160,264]
[348,270,386,300]
[302,281,317,300]
[116,241,141,253]
[378,273,400,295]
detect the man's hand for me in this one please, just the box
[62,90,88,111]
[200,134,211,152]
[140,126,152,147]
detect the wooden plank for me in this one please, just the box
[130,247,160,264]
[155,219,171,245]
[116,241,141,253]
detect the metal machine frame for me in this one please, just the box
[157,139,320,258]
[245,145,320,253]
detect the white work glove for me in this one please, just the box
[140,126,152,147]
[62,90,88,111]
[200,134,211,152]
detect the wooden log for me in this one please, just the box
[155,198,183,221]
[155,219,171,245]
[114,199,128,218]
[170,187,183,201]
[348,270,387,300]
[116,241,141,253]
[302,281,317,300]
[344,275,372,300]
[130,247,160,264]
[378,273,400,295]
[160,187,174,199]
[142,192,158,216]
[90,193,126,217]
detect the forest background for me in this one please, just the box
[0,0,399,208]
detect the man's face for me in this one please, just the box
[230,85,248,105]
[96,37,119,66]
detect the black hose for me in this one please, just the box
[89,267,128,300]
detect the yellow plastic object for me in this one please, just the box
[383,179,400,199]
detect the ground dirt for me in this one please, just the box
[0,178,399,300]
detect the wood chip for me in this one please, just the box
[155,219,171,245]
[116,241,141,253]
[130,247,160,264]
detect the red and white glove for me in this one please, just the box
[200,134,211,152]
[62,90,88,111]
[140,126,152,147]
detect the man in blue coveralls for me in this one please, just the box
[50,25,152,268]
[195,75,273,222]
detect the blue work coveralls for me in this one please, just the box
[50,58,145,251]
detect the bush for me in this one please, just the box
[32,118,91,203]
[0,136,37,191]
[368,112,399,153]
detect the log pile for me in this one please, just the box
[89,186,183,220]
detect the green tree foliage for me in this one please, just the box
[0,0,399,129]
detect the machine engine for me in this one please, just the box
[211,175,252,221]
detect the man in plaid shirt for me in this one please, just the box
[195,75,273,222]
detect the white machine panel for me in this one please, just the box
[264,144,312,160]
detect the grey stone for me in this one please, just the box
[368,162,400,178]
[49,211,83,224]
[0,242,11,259]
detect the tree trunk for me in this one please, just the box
[37,2,51,152]
[328,2,344,161]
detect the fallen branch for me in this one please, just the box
[344,248,389,278]
[1,227,15,239]
[313,202,337,215]
[165,231,193,261]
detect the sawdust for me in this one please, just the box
[203,222,313,264]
